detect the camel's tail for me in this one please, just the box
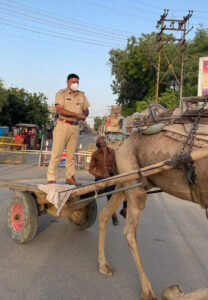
[161,285,208,300]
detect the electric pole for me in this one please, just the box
[155,9,193,106]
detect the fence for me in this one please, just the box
[0,139,122,167]
[0,144,93,169]
[0,137,27,164]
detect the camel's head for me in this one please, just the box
[161,285,182,300]
[161,285,208,300]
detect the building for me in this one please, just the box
[104,106,123,141]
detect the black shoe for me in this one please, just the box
[112,215,119,226]
[119,208,126,219]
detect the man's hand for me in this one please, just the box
[76,113,86,121]
[103,173,110,178]
[56,104,86,120]
[83,108,89,117]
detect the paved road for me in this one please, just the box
[0,136,208,299]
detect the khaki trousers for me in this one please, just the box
[47,120,79,181]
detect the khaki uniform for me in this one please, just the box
[47,88,90,181]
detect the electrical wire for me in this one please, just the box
[0,3,130,40]
[105,0,160,16]
[0,6,126,42]
[78,0,156,22]
[0,18,125,48]
[0,30,108,54]
[2,0,141,37]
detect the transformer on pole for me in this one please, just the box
[155,9,193,106]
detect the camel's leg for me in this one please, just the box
[123,187,157,300]
[98,189,125,276]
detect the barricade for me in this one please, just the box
[42,140,49,166]
[59,150,66,166]
[77,144,82,169]
[0,137,26,164]
[84,144,95,170]
[0,139,94,168]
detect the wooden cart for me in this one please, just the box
[0,179,98,244]
[1,147,208,244]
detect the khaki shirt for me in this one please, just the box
[55,88,90,121]
[89,147,115,178]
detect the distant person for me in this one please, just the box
[89,136,119,226]
[23,128,30,148]
[37,126,47,149]
[47,73,90,185]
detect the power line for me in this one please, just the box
[0,18,125,48]
[78,0,156,22]
[0,2,128,40]
[3,0,141,37]
[106,0,159,16]
[0,30,108,54]
[130,0,163,10]
[129,0,192,13]
[0,6,126,43]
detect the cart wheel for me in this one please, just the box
[8,192,38,244]
[69,199,97,231]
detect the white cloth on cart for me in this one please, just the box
[38,184,75,216]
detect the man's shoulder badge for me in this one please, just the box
[58,88,67,93]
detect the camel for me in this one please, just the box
[98,129,208,300]
[161,285,208,300]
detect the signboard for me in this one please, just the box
[198,57,208,96]
[86,156,91,163]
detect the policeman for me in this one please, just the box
[47,73,90,185]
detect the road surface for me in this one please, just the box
[0,135,208,299]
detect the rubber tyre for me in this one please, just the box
[8,192,38,244]
[69,199,97,231]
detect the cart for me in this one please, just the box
[1,146,208,244]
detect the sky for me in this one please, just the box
[0,0,207,125]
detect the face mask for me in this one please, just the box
[70,83,79,91]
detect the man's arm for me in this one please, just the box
[89,153,99,177]
[82,93,90,118]
[56,104,86,121]
[83,108,89,117]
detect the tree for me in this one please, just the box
[94,116,103,132]
[0,84,49,127]
[109,27,208,116]
[24,92,49,127]
[183,26,208,96]
[0,88,28,126]
[109,34,158,111]
[0,79,7,111]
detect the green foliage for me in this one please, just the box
[0,83,49,127]
[94,116,103,132]
[0,79,7,111]
[136,100,150,112]
[24,92,49,127]
[157,89,179,110]
[122,102,137,116]
[109,33,158,110]
[183,26,208,96]
[135,90,179,113]
[109,27,208,116]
